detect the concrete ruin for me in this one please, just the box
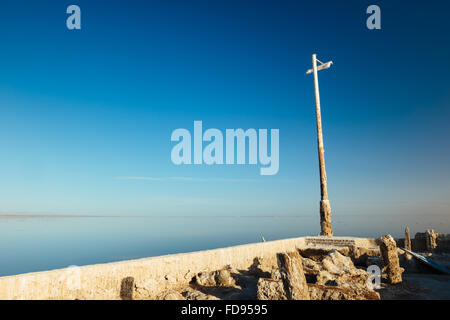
[397,229,450,253]
[0,233,448,300]
[0,236,377,300]
[378,235,404,284]
[277,251,310,300]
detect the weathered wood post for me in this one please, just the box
[306,54,333,236]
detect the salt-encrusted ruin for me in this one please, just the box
[0,230,449,300]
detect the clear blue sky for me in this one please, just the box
[0,1,449,226]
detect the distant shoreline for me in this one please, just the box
[0,214,316,219]
[1,213,449,219]
[0,214,110,219]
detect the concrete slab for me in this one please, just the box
[302,236,378,249]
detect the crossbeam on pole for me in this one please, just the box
[305,61,333,75]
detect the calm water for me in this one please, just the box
[1,214,449,277]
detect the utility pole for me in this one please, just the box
[306,54,333,237]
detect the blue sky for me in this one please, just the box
[0,1,449,227]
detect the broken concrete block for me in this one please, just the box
[314,250,369,289]
[216,269,232,286]
[277,251,310,300]
[256,278,287,300]
[308,283,380,300]
[379,235,404,284]
[193,267,235,287]
[302,257,321,274]
[194,271,217,286]
[270,267,282,280]
[321,250,355,274]
[315,270,336,286]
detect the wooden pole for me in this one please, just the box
[312,54,333,236]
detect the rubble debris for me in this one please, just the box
[318,251,370,288]
[216,269,233,286]
[193,266,236,287]
[256,278,287,300]
[321,250,355,274]
[297,244,380,268]
[139,234,450,300]
[379,235,404,284]
[257,250,380,300]
[302,257,321,274]
[308,283,380,300]
[307,250,380,299]
[270,267,281,280]
[185,248,381,301]
[277,251,310,300]
[194,271,217,286]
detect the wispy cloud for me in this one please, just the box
[116,176,260,182]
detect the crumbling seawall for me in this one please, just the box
[0,236,377,300]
